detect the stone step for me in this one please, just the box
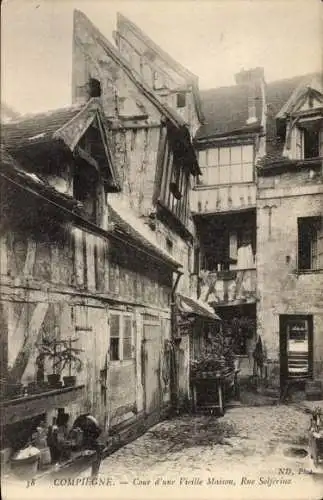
[306,380,322,390]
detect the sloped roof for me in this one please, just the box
[108,195,181,268]
[116,13,204,123]
[260,72,322,167]
[195,72,321,143]
[1,98,121,190]
[2,103,84,150]
[74,10,200,175]
[195,83,262,140]
[0,146,82,212]
[177,293,221,321]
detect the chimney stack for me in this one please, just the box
[235,67,265,125]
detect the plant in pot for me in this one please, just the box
[59,338,83,387]
[36,337,64,389]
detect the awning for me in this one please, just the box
[176,293,222,321]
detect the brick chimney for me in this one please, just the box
[235,67,265,125]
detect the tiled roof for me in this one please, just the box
[2,103,84,151]
[195,83,263,140]
[0,146,82,212]
[195,73,320,142]
[260,73,322,167]
[108,195,181,268]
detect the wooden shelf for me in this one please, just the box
[1,385,85,426]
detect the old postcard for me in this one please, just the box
[1,0,323,499]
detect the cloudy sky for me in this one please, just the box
[1,0,322,115]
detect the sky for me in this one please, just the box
[1,0,322,115]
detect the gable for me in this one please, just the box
[2,99,120,191]
[276,74,323,119]
[72,10,163,125]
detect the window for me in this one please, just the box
[176,91,186,108]
[304,128,320,159]
[298,216,323,271]
[159,141,190,227]
[88,78,101,98]
[109,312,134,361]
[198,145,254,185]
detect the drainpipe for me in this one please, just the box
[170,270,183,412]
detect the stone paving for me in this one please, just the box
[95,403,323,500]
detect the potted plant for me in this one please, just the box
[36,337,83,388]
[59,338,83,387]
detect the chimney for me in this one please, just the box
[235,67,265,125]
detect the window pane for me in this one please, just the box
[219,147,230,166]
[199,150,207,167]
[242,145,254,163]
[231,164,242,183]
[208,166,219,185]
[110,338,119,361]
[241,163,253,182]
[219,165,230,184]
[123,317,133,360]
[110,314,120,337]
[230,146,242,164]
[208,148,219,166]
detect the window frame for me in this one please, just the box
[109,311,134,363]
[197,144,254,186]
[297,216,323,272]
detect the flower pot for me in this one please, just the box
[63,375,76,387]
[47,374,61,388]
[11,446,40,480]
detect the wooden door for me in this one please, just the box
[142,318,162,415]
[73,305,108,425]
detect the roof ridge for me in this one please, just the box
[116,12,197,82]
[73,9,187,130]
[3,102,85,125]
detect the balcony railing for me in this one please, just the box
[191,183,256,214]
[198,268,257,306]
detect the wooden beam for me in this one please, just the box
[75,146,100,171]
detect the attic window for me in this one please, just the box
[176,92,186,108]
[89,78,102,98]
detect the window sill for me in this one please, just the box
[295,269,323,275]
[110,359,135,366]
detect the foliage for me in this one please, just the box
[36,337,83,375]
[190,331,235,377]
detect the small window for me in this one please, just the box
[109,313,134,361]
[304,128,320,159]
[166,237,173,253]
[88,78,101,98]
[176,91,186,108]
[298,216,323,271]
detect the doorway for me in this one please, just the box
[279,315,313,387]
[142,317,162,416]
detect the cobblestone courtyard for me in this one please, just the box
[96,403,323,500]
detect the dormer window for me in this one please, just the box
[303,127,320,159]
[293,117,322,160]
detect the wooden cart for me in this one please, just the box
[191,369,239,416]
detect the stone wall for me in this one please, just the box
[257,167,323,385]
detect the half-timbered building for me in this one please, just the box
[0,97,182,453]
